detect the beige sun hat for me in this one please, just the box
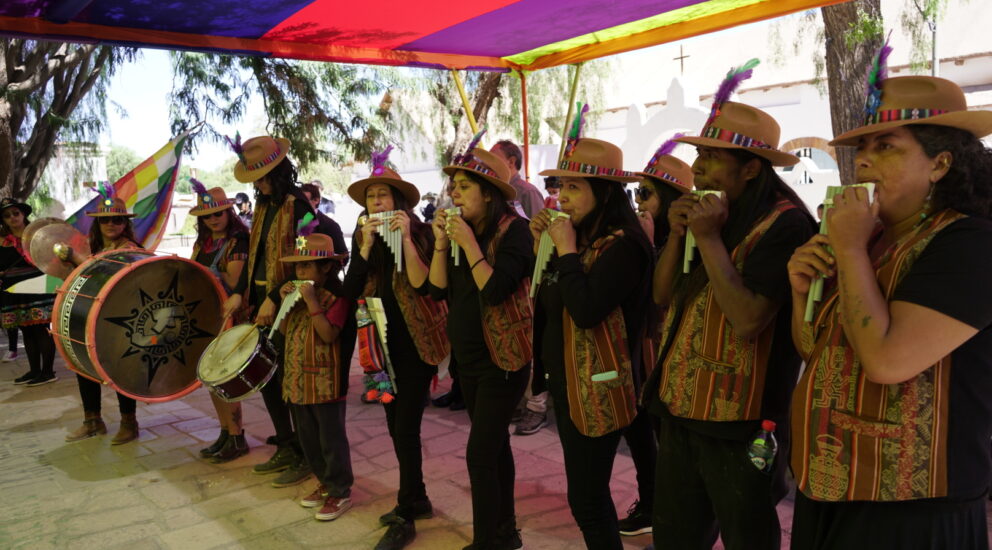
[229,134,291,183]
[348,145,421,207]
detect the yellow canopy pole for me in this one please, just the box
[519,69,530,181]
[557,62,584,163]
[451,70,480,135]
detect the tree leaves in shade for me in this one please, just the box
[168,53,391,171]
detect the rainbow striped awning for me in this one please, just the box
[1,0,842,71]
[67,131,188,251]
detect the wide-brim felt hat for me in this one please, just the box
[233,136,291,183]
[637,155,694,193]
[676,102,799,167]
[348,167,421,208]
[443,148,516,200]
[0,197,32,217]
[830,76,992,146]
[189,187,237,216]
[86,197,135,218]
[539,138,640,183]
[280,233,348,263]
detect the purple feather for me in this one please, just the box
[189,177,209,197]
[569,102,590,140]
[864,31,893,117]
[296,212,318,237]
[465,127,487,154]
[708,59,760,124]
[370,145,394,176]
[657,133,684,157]
[224,131,243,154]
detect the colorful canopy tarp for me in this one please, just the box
[0,0,843,71]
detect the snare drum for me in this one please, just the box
[51,249,225,402]
[197,324,278,402]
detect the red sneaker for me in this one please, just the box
[314,496,351,521]
[300,484,328,508]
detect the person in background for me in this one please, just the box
[491,140,543,219]
[421,193,437,224]
[309,180,336,216]
[301,182,349,267]
[543,177,561,211]
[235,192,253,228]
[429,140,534,550]
[787,70,992,549]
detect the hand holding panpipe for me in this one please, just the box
[444,207,463,266]
[683,190,724,273]
[359,211,404,272]
[804,183,875,322]
[530,209,570,297]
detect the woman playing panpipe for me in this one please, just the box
[428,134,533,550]
[531,109,652,549]
[221,134,315,483]
[787,46,992,549]
[341,146,449,550]
[0,197,57,387]
[66,189,142,444]
[188,183,251,463]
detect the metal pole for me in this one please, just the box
[557,62,584,164]
[519,70,530,181]
[451,70,479,135]
[931,20,938,77]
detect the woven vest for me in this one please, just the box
[791,210,965,502]
[246,195,297,297]
[282,288,343,404]
[562,231,638,437]
[659,199,795,421]
[480,215,533,372]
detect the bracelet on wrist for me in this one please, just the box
[435,245,450,252]
[470,257,486,271]
[309,310,323,317]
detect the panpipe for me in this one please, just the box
[361,211,404,272]
[683,190,724,273]
[803,182,875,322]
[444,207,463,266]
[530,210,570,297]
[270,280,309,337]
[366,297,398,393]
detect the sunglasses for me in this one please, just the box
[634,186,654,201]
[98,216,126,225]
[205,211,226,219]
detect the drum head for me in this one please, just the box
[89,255,225,401]
[198,324,260,384]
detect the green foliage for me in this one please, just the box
[106,144,142,183]
[844,6,885,49]
[168,53,391,171]
[900,0,949,73]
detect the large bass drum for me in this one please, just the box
[51,249,225,402]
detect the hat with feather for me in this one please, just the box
[280,213,347,262]
[442,128,516,200]
[187,179,236,216]
[86,182,135,218]
[348,145,421,207]
[636,134,693,193]
[540,103,639,183]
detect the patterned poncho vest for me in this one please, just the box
[246,195,298,297]
[562,231,638,437]
[361,240,450,365]
[282,287,344,405]
[659,199,795,421]
[480,215,533,372]
[791,209,965,502]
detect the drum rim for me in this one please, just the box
[85,252,226,403]
[197,324,263,385]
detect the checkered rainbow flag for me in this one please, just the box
[66,129,190,250]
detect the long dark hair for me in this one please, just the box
[574,177,653,257]
[193,208,250,249]
[355,185,432,294]
[644,180,684,248]
[88,217,138,253]
[254,157,298,206]
[677,150,814,301]
[907,124,992,220]
[461,172,514,249]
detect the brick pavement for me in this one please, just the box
[0,343,986,549]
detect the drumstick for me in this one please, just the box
[222,323,259,363]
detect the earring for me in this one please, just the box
[920,183,934,222]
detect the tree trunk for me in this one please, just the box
[821,1,882,185]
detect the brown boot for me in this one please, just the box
[65,412,107,442]
[111,413,139,445]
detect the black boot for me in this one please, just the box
[200,429,229,458]
[211,431,249,463]
[376,518,416,550]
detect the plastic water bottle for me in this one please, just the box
[356,299,372,328]
[747,419,778,473]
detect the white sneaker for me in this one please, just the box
[2,351,17,362]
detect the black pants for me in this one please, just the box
[384,369,434,517]
[291,401,353,498]
[77,374,136,415]
[7,327,17,352]
[550,382,624,550]
[792,490,989,550]
[21,324,55,377]
[652,414,781,550]
[253,284,295,447]
[459,359,529,546]
[622,406,657,511]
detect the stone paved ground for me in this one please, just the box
[1,341,989,550]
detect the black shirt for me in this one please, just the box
[316,211,349,266]
[889,216,992,499]
[428,217,533,366]
[649,206,815,441]
[535,235,650,394]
